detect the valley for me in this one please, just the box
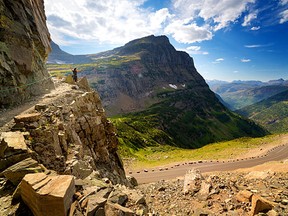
[1,1,288,215]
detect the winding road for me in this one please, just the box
[131,144,288,184]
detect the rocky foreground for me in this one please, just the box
[138,169,288,215]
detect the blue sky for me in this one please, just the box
[44,0,288,81]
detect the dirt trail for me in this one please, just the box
[0,78,72,132]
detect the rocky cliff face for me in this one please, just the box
[0,81,128,185]
[83,35,207,114]
[0,80,137,215]
[0,0,54,108]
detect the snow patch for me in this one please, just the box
[169,84,178,89]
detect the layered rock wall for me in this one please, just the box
[9,83,128,185]
[0,0,54,108]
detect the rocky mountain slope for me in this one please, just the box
[0,0,54,108]
[207,79,288,110]
[48,36,267,150]
[238,89,288,133]
[47,41,92,64]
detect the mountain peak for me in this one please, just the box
[124,35,170,46]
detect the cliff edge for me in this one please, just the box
[0,0,54,108]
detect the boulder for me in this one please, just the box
[245,171,270,180]
[126,175,138,187]
[0,131,29,171]
[105,202,134,216]
[197,181,211,201]
[20,173,75,216]
[183,169,204,194]
[250,195,276,215]
[86,195,107,216]
[108,190,128,205]
[14,113,41,123]
[77,77,90,91]
[1,158,44,185]
[236,190,253,203]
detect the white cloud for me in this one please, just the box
[241,58,251,62]
[280,9,288,23]
[44,0,259,51]
[164,19,213,43]
[242,11,258,26]
[182,46,209,55]
[44,0,171,46]
[212,58,224,63]
[251,26,260,30]
[245,44,262,48]
[172,0,256,31]
[187,46,201,51]
[215,58,224,61]
[280,0,288,5]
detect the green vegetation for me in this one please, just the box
[238,90,288,133]
[114,133,282,170]
[111,87,267,169]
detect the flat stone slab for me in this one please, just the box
[2,158,44,185]
[14,113,41,123]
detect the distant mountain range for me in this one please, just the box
[207,79,288,110]
[47,36,267,149]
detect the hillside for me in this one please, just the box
[238,89,288,133]
[207,80,288,110]
[47,41,92,64]
[48,36,267,151]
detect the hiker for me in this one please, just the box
[72,68,78,82]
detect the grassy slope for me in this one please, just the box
[111,87,267,165]
[114,133,286,170]
[238,90,288,133]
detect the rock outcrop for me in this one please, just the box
[0,79,132,215]
[0,0,54,108]
[7,81,128,185]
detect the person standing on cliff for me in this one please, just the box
[72,68,78,82]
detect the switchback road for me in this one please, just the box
[131,144,288,184]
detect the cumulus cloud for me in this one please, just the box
[172,0,256,31]
[241,58,251,62]
[44,0,171,46]
[164,20,213,43]
[242,11,258,26]
[44,0,258,49]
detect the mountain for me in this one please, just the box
[47,35,266,151]
[207,80,288,110]
[48,35,267,149]
[47,41,92,64]
[238,89,288,133]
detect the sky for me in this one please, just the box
[44,0,288,82]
